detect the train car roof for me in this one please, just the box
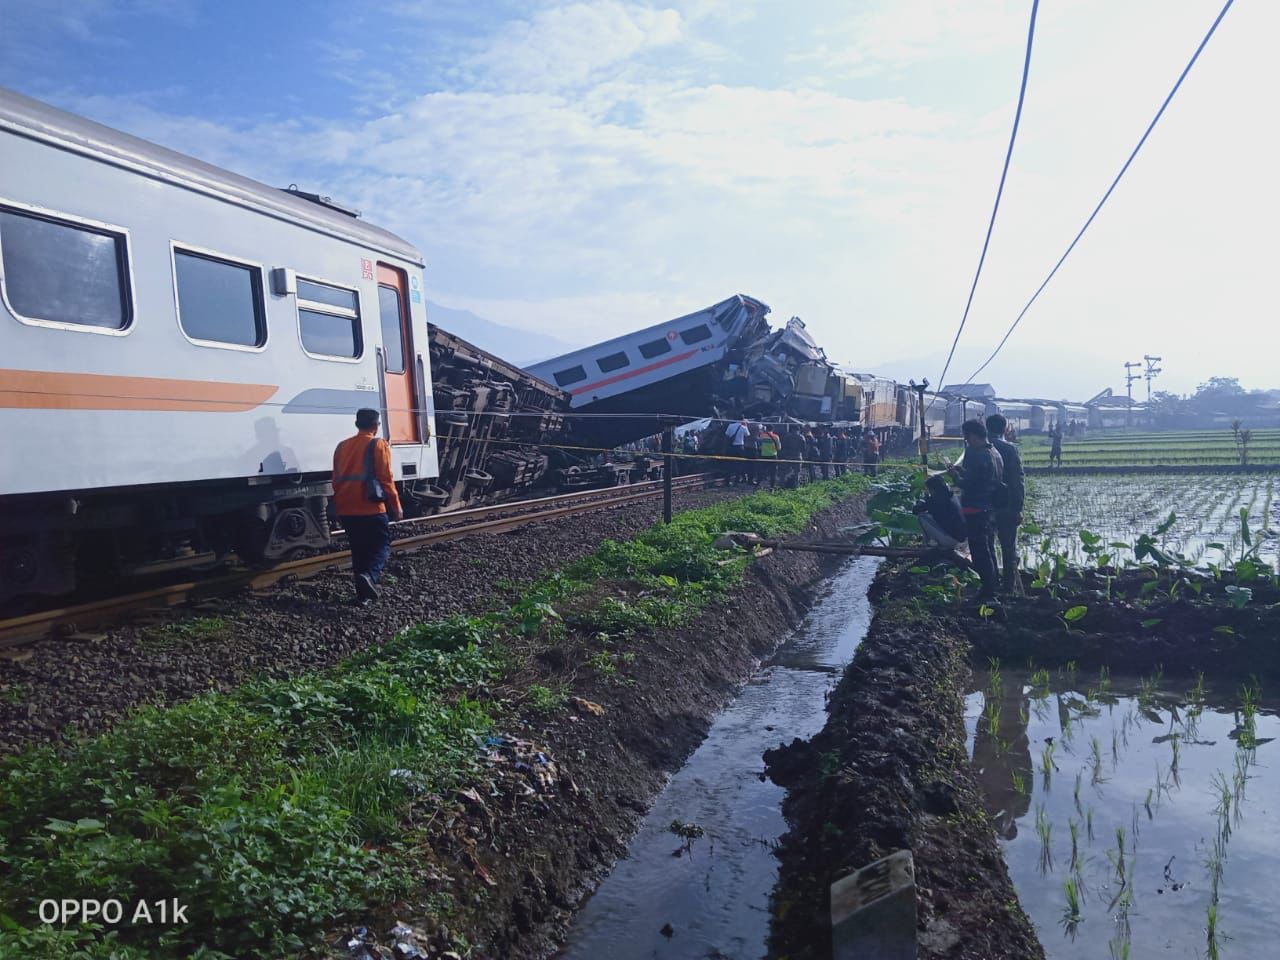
[0,87,423,265]
[526,294,769,373]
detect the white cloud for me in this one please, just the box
[470,1,684,91]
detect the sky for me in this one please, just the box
[2,0,1274,400]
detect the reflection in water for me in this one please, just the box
[558,558,879,960]
[971,681,1033,839]
[966,670,1280,960]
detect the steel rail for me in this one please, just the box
[0,474,719,649]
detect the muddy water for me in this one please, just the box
[966,670,1280,959]
[559,558,879,960]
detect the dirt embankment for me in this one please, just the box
[767,579,1044,960]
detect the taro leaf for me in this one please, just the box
[1079,529,1103,548]
[1109,541,1133,550]
[1213,625,1236,635]
[1141,618,1163,629]
[1206,543,1227,552]
[1023,521,1043,536]
[979,604,996,618]
[1154,511,1178,536]
[1235,559,1258,583]
[1225,585,1253,609]
[908,566,930,574]
[1063,605,1089,622]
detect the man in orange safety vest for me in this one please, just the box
[333,408,403,603]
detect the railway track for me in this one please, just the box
[0,474,718,649]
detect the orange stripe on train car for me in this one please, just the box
[0,369,278,412]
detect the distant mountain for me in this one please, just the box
[426,301,578,367]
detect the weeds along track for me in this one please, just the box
[0,474,717,649]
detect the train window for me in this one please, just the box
[638,338,671,359]
[377,285,406,374]
[0,206,131,330]
[680,324,711,345]
[174,249,265,347]
[298,277,362,360]
[553,365,587,386]
[596,351,629,373]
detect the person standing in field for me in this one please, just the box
[781,426,805,488]
[987,413,1025,594]
[1049,425,1063,468]
[333,408,402,604]
[724,416,749,485]
[862,430,881,477]
[949,419,1004,604]
[804,429,820,483]
[819,428,835,480]
[757,423,781,487]
[833,430,850,476]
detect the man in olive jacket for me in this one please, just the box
[948,419,1004,603]
[987,413,1025,594]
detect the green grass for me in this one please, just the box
[0,471,871,959]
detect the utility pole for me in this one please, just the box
[1124,361,1141,428]
[1143,355,1162,402]
[909,378,929,469]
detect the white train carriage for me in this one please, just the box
[0,88,437,605]
[1050,402,1090,433]
[525,294,770,448]
[982,399,1039,436]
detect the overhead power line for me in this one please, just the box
[931,0,1041,402]
[962,0,1236,386]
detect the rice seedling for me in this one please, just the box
[1035,803,1054,874]
[1086,806,1095,842]
[1030,668,1051,699]
[1068,818,1080,873]
[1041,740,1057,789]
[1061,874,1083,932]
[1206,901,1221,960]
[1011,767,1027,796]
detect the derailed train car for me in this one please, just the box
[422,326,570,510]
[527,298,920,448]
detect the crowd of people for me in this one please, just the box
[667,418,888,488]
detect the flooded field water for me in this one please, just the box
[558,558,879,960]
[966,668,1280,959]
[1024,472,1279,570]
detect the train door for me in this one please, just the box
[376,264,419,444]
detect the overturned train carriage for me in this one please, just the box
[423,325,570,510]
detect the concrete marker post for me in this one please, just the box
[831,849,917,960]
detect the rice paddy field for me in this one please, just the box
[1022,472,1279,571]
[1019,429,1280,469]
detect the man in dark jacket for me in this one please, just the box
[833,430,849,476]
[818,429,835,480]
[987,414,1025,593]
[949,419,1004,602]
[781,426,805,488]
